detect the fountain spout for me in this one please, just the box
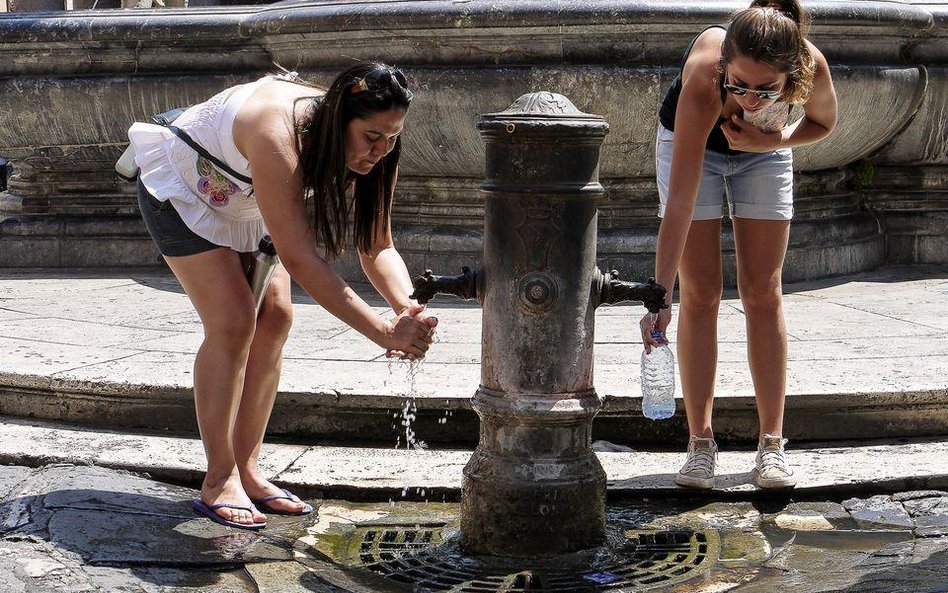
[597,269,667,314]
[410,266,480,305]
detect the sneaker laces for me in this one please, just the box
[682,439,716,476]
[758,436,790,475]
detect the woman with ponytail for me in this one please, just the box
[128,63,437,529]
[640,0,837,489]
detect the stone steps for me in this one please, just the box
[0,266,946,446]
[3,415,947,501]
[4,371,948,447]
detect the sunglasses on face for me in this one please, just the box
[723,82,782,101]
[351,67,413,100]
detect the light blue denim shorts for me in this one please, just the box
[655,123,794,221]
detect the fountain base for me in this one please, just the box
[296,500,762,593]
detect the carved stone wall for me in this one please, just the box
[0,0,945,283]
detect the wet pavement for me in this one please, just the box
[2,463,948,593]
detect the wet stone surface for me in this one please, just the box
[245,560,330,593]
[770,501,855,530]
[843,494,915,529]
[300,497,948,593]
[0,464,311,592]
[897,490,948,537]
[2,464,948,592]
[48,509,294,566]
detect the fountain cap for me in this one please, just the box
[478,91,609,136]
[477,91,608,192]
[494,92,595,119]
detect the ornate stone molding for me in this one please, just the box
[0,1,945,275]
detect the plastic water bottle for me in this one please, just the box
[641,330,676,420]
[247,235,279,313]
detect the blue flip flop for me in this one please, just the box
[251,488,314,516]
[192,498,267,530]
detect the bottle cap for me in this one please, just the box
[650,330,665,341]
[258,234,277,257]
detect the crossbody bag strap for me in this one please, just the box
[166,125,254,185]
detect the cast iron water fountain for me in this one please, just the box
[295,93,729,592]
[411,91,665,557]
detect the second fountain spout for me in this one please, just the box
[410,266,480,305]
[597,269,668,314]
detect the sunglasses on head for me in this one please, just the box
[723,82,782,101]
[350,67,413,100]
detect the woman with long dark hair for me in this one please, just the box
[642,0,837,490]
[129,62,436,528]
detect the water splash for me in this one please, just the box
[397,397,428,452]
[390,358,428,452]
[385,357,430,501]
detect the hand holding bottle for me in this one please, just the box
[640,307,672,354]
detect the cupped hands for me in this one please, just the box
[385,304,438,361]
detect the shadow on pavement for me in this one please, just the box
[0,465,319,592]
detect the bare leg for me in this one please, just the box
[164,248,264,526]
[232,267,306,512]
[732,217,791,438]
[676,219,724,439]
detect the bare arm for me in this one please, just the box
[358,174,439,356]
[638,31,725,349]
[360,242,416,315]
[654,38,723,308]
[357,168,417,316]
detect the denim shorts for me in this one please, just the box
[137,181,220,257]
[655,123,794,221]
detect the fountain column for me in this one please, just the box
[458,92,609,557]
[410,91,664,556]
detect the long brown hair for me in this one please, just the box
[721,0,816,104]
[297,62,412,258]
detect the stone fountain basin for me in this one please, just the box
[1,2,946,276]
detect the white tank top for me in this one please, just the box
[128,75,281,253]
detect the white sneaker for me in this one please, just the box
[675,435,718,489]
[755,434,797,489]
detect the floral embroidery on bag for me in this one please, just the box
[196,156,240,207]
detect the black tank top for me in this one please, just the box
[658,24,737,155]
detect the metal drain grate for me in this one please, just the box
[347,524,718,592]
[356,524,445,565]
